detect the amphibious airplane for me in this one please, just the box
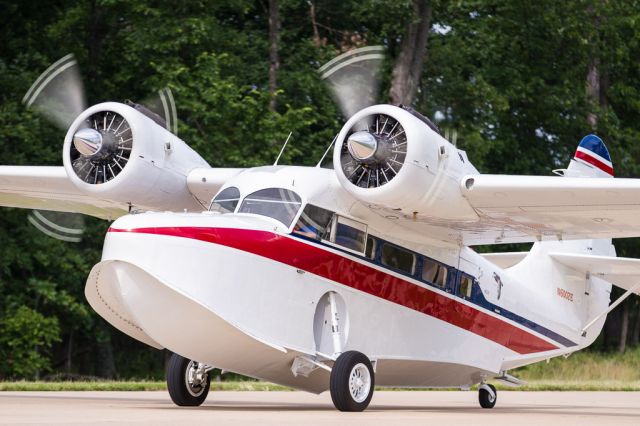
[2,48,640,412]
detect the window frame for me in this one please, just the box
[292,203,335,241]
[457,272,475,300]
[380,242,416,275]
[420,257,450,289]
[209,186,242,213]
[323,214,368,255]
[364,235,377,260]
[237,187,303,227]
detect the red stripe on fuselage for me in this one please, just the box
[108,226,559,354]
[574,150,614,176]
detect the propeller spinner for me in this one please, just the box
[70,111,132,184]
[341,114,407,188]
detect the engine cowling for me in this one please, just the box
[63,102,209,212]
[333,104,478,220]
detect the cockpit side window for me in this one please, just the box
[293,204,334,240]
[209,186,241,213]
[238,188,302,226]
[293,205,367,254]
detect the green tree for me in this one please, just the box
[0,306,61,379]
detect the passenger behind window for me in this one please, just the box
[381,243,415,274]
[459,275,473,298]
[293,204,333,240]
[422,259,447,287]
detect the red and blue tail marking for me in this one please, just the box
[574,134,613,176]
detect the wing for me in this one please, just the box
[0,166,127,219]
[459,174,640,245]
[550,253,640,295]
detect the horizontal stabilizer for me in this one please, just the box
[550,253,640,295]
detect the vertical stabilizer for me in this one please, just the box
[565,134,613,178]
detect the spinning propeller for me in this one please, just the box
[22,54,178,241]
[319,46,407,188]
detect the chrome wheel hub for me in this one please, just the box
[348,363,371,403]
[185,361,208,397]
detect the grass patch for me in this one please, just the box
[513,347,640,382]
[3,348,640,392]
[0,381,167,391]
[494,380,640,391]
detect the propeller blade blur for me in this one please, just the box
[140,87,178,135]
[319,46,384,118]
[22,53,87,130]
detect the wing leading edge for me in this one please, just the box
[0,166,128,219]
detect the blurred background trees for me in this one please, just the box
[1,0,639,379]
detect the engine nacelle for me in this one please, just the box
[63,102,209,212]
[333,104,478,220]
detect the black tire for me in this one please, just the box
[478,383,497,409]
[329,351,375,412]
[167,353,210,406]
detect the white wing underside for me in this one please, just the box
[367,174,640,246]
[0,166,128,220]
[459,174,640,245]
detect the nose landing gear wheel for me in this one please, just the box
[478,383,497,409]
[167,352,211,406]
[329,351,375,412]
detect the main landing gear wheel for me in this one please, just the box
[478,383,497,409]
[167,353,211,406]
[329,351,375,412]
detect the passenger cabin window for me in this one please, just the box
[458,275,473,299]
[422,259,448,287]
[293,206,367,254]
[293,204,334,240]
[381,243,415,274]
[333,216,367,253]
[209,186,241,213]
[365,236,376,260]
[238,188,302,226]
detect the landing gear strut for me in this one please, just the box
[167,352,212,406]
[329,351,375,412]
[478,383,497,409]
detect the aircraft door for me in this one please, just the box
[457,255,482,297]
[313,291,349,357]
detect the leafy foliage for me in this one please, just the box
[0,306,61,379]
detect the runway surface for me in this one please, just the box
[1,390,639,425]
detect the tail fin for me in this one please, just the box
[565,134,614,178]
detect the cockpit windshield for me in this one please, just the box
[238,188,302,226]
[209,186,241,213]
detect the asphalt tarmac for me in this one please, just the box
[1,390,639,425]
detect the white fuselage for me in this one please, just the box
[86,166,612,392]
